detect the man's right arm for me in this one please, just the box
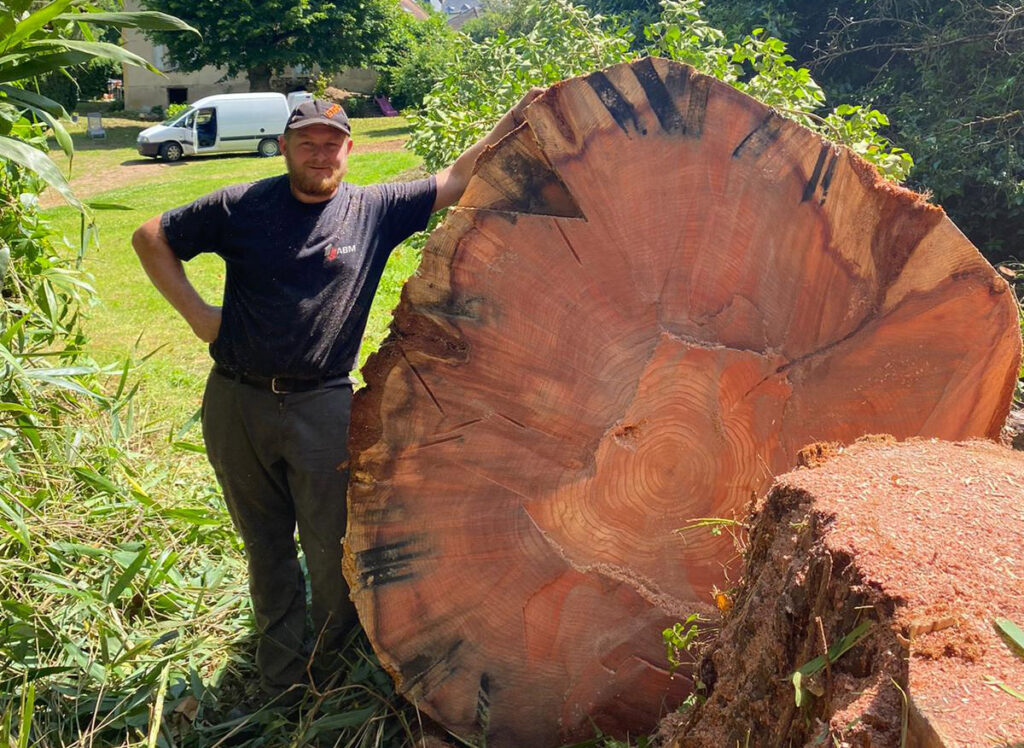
[132,215,222,343]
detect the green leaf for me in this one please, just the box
[0,135,83,211]
[0,50,92,83]
[0,0,75,55]
[72,467,120,495]
[55,10,200,36]
[17,681,34,748]
[87,201,134,211]
[995,618,1024,657]
[0,84,69,118]
[29,102,73,160]
[107,546,149,603]
[792,620,873,706]
[21,39,159,73]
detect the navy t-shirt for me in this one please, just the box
[161,174,436,378]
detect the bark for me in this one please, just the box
[247,63,273,92]
[342,58,1022,748]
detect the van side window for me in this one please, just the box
[183,112,195,128]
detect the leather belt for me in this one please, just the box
[214,365,352,394]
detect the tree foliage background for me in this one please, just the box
[141,0,401,91]
[700,0,1024,263]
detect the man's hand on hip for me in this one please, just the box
[191,304,222,343]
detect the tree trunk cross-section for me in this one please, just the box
[342,58,1021,747]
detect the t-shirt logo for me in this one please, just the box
[325,244,357,261]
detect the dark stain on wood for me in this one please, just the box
[399,638,464,691]
[356,537,427,587]
[476,672,492,733]
[683,73,711,137]
[733,113,785,159]
[819,152,840,204]
[802,145,832,203]
[633,57,685,135]
[585,71,645,136]
[421,294,484,321]
[480,149,583,218]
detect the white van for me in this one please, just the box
[137,92,291,162]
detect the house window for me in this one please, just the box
[153,44,177,72]
[167,87,188,105]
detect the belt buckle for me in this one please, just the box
[271,376,288,394]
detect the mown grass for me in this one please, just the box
[44,115,423,433]
[0,117,446,748]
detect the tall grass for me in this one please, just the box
[2,123,429,747]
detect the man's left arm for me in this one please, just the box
[432,88,546,212]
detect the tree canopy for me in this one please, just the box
[141,0,401,90]
[699,0,1024,264]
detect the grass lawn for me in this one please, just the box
[43,113,425,436]
[1,114,448,748]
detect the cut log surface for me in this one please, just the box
[342,58,1022,747]
[669,438,1024,748]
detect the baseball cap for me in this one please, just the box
[286,99,351,135]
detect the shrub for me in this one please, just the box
[410,0,913,182]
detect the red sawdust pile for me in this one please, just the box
[667,437,1024,748]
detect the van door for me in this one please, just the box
[193,107,218,151]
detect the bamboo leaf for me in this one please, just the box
[0,50,92,82]
[16,681,34,748]
[0,135,83,212]
[792,620,872,706]
[995,618,1024,657]
[0,84,68,118]
[30,103,73,159]
[54,10,200,35]
[72,467,120,495]
[0,0,75,55]
[87,201,134,211]
[107,546,148,603]
[22,39,158,73]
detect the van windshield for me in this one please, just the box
[163,107,195,126]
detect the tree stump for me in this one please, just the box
[342,58,1021,747]
[669,438,1024,748]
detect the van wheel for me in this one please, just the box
[160,142,183,162]
[258,138,280,157]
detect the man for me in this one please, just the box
[132,92,541,702]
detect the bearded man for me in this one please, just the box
[132,93,540,703]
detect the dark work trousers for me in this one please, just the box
[201,368,356,694]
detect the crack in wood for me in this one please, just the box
[733,112,785,159]
[519,505,697,620]
[411,434,464,451]
[498,413,528,429]
[553,220,584,266]
[399,346,445,415]
[436,418,485,436]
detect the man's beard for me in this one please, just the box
[286,157,344,197]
